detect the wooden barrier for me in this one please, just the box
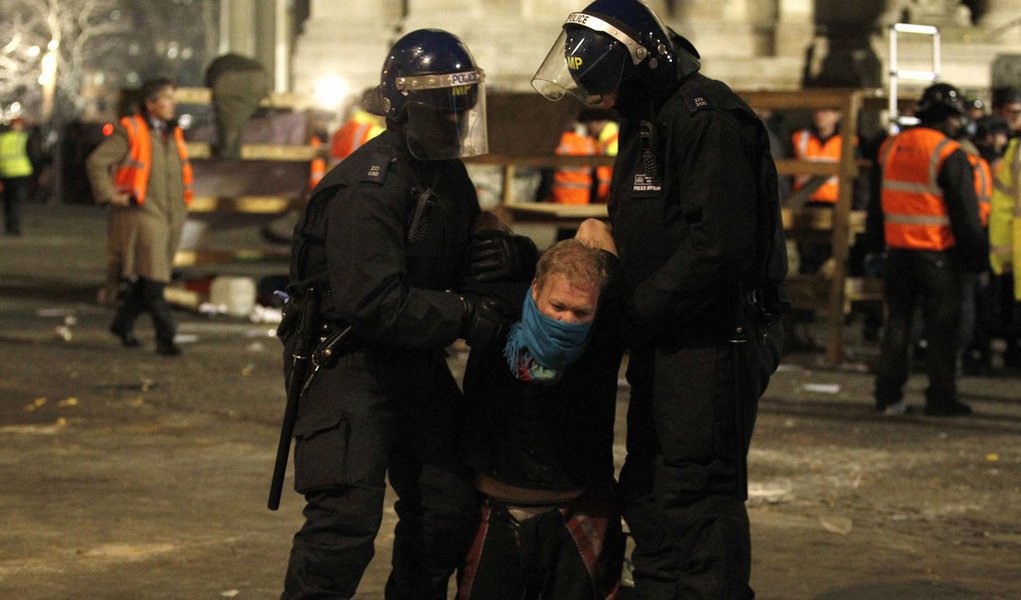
[471,88,893,365]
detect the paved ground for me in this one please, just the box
[1,203,1019,599]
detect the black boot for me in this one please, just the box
[109,280,144,348]
[142,279,181,356]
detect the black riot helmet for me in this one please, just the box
[379,29,488,160]
[915,82,966,124]
[532,0,700,107]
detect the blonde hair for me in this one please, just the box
[535,239,609,292]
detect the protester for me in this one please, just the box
[459,222,625,600]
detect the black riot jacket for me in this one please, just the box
[608,72,787,347]
[288,128,479,349]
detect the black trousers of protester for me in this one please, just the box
[282,348,476,600]
[875,249,963,409]
[619,326,781,600]
[110,277,176,345]
[459,486,624,600]
[1,175,31,234]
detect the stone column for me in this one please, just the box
[774,0,814,59]
[979,0,1021,37]
[667,0,758,58]
[804,0,886,88]
[290,0,400,107]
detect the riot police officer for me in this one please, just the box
[533,1,788,597]
[279,29,503,599]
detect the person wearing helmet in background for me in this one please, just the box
[865,83,986,416]
[532,1,789,597]
[278,29,504,599]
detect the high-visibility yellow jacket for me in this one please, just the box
[989,137,1021,299]
[0,130,33,178]
[114,115,193,205]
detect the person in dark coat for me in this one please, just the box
[532,1,788,597]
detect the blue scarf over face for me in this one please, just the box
[503,289,593,381]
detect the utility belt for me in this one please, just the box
[308,321,359,371]
[732,282,790,346]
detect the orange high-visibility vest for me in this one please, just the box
[331,110,384,162]
[967,153,992,227]
[792,129,842,203]
[115,115,193,205]
[878,128,961,251]
[552,130,597,205]
[309,135,326,190]
[594,121,619,203]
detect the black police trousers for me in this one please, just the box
[874,249,963,409]
[619,327,781,600]
[281,349,476,599]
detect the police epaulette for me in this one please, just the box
[359,152,395,185]
[682,89,711,114]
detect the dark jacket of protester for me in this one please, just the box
[461,266,624,492]
[459,259,626,600]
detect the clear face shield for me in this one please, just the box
[398,70,488,160]
[531,12,646,106]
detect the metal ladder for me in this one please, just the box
[887,23,941,134]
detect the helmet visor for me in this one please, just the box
[400,70,488,160]
[532,13,642,105]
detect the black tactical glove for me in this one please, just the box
[458,293,512,349]
[465,229,539,284]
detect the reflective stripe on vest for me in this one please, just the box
[967,153,992,226]
[331,111,384,162]
[552,131,597,205]
[594,122,618,203]
[988,138,1021,284]
[309,135,325,189]
[792,130,841,203]
[879,128,959,250]
[0,130,33,178]
[114,115,193,205]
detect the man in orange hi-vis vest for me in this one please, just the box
[330,88,385,165]
[87,78,193,356]
[865,83,987,416]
